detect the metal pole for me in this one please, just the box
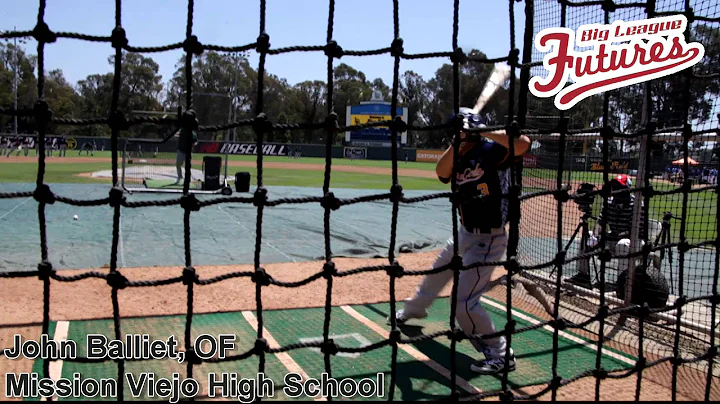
[13,26,18,135]
[626,83,651,308]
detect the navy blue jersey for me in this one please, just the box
[439,139,512,231]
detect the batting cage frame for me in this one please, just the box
[0,0,718,402]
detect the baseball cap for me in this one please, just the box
[613,174,631,187]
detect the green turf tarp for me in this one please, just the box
[0,182,716,299]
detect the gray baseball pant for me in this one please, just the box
[401,226,510,359]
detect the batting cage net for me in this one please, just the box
[516,0,720,383]
[0,0,718,401]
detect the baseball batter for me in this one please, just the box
[390,107,531,375]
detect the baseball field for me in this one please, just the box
[1,153,717,401]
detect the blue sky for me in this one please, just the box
[1,0,526,89]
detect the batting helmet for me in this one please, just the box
[446,107,487,133]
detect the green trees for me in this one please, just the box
[0,40,715,154]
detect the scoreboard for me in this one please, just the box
[345,94,408,147]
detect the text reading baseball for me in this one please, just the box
[529,15,705,110]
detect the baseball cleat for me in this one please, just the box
[387,309,427,325]
[470,355,516,375]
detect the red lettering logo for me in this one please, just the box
[529,15,705,110]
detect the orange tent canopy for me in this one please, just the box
[671,157,699,165]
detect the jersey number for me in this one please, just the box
[477,183,489,195]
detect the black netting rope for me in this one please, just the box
[0,0,718,402]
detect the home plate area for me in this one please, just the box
[36,298,635,401]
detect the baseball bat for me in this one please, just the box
[470,64,512,114]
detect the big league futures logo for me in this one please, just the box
[529,15,705,110]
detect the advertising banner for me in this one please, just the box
[416,149,444,163]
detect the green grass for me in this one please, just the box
[70,150,440,170]
[0,161,449,191]
[0,162,111,184]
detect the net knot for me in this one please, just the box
[709,294,720,306]
[673,295,687,310]
[322,261,337,279]
[37,261,53,281]
[321,340,339,355]
[109,186,125,208]
[110,27,128,49]
[641,243,653,258]
[251,267,271,286]
[600,182,613,199]
[552,317,567,330]
[553,188,569,203]
[33,101,52,125]
[449,190,465,205]
[499,391,513,401]
[391,116,407,134]
[508,48,519,67]
[593,368,608,380]
[451,327,465,342]
[253,187,268,207]
[33,184,55,205]
[324,112,339,133]
[182,267,198,285]
[390,38,404,57]
[600,126,615,141]
[450,47,467,64]
[507,121,521,140]
[708,345,718,358]
[324,40,343,59]
[681,180,692,195]
[554,250,567,266]
[504,257,519,275]
[598,305,610,320]
[642,185,655,199]
[180,194,201,212]
[599,247,612,263]
[450,255,463,271]
[321,192,340,211]
[601,0,617,12]
[253,113,271,135]
[556,117,569,134]
[644,120,657,136]
[450,113,465,135]
[389,184,404,203]
[32,22,56,43]
[677,240,690,254]
[509,184,522,199]
[256,33,270,54]
[388,330,401,345]
[680,123,693,142]
[550,376,562,390]
[182,110,199,131]
[106,271,128,290]
[386,261,404,278]
[254,338,269,354]
[183,35,204,55]
[683,7,696,23]
[504,320,516,335]
[109,110,129,131]
[184,348,202,365]
[633,303,650,319]
[635,357,647,371]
